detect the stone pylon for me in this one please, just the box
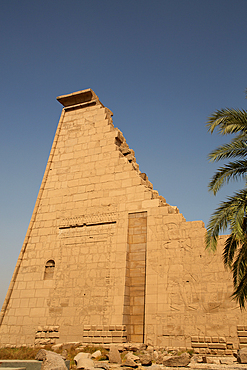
[1,89,247,351]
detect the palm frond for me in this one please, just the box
[208,136,247,162]
[208,160,247,195]
[207,108,247,135]
[222,234,238,268]
[232,239,247,284]
[207,94,247,307]
[206,199,237,251]
[232,268,247,309]
[206,188,247,251]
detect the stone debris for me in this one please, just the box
[74,352,95,369]
[35,349,67,370]
[237,347,247,363]
[51,344,62,351]
[124,353,139,362]
[74,352,94,369]
[163,352,191,367]
[8,343,247,370]
[74,352,92,362]
[91,350,102,359]
[121,358,138,368]
[202,356,218,364]
[123,343,147,352]
[139,353,152,366]
[153,351,159,362]
[94,362,110,370]
[61,349,68,359]
[108,346,122,364]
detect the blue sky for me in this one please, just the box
[1,0,247,307]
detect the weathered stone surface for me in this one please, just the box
[109,346,121,364]
[237,348,247,363]
[147,366,161,370]
[74,352,95,369]
[94,362,109,370]
[74,353,92,363]
[125,353,139,362]
[153,351,158,362]
[35,349,67,370]
[202,356,217,364]
[61,349,67,360]
[123,344,147,352]
[155,355,164,365]
[121,358,138,368]
[163,352,190,367]
[74,355,94,370]
[91,350,102,359]
[139,354,152,366]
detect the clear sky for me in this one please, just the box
[1,0,247,308]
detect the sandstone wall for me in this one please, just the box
[145,206,247,352]
[0,89,247,351]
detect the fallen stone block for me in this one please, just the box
[74,352,93,369]
[139,353,152,366]
[35,349,67,370]
[74,356,94,370]
[108,345,121,364]
[163,352,190,367]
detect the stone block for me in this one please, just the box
[92,337,103,344]
[240,337,247,343]
[238,331,247,337]
[219,336,226,343]
[208,343,226,350]
[239,344,247,349]
[82,337,92,343]
[111,336,124,343]
[191,343,208,348]
[142,199,160,208]
[212,337,219,343]
[191,336,199,342]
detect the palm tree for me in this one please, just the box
[206,102,247,308]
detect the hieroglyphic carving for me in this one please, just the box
[58,212,118,229]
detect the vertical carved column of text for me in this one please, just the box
[126,212,147,343]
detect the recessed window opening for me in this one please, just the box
[44,259,55,280]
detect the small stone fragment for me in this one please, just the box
[125,352,139,362]
[91,350,101,359]
[61,349,67,360]
[122,358,138,368]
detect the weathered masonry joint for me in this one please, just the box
[1,89,247,352]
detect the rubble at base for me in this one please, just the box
[1,342,247,370]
